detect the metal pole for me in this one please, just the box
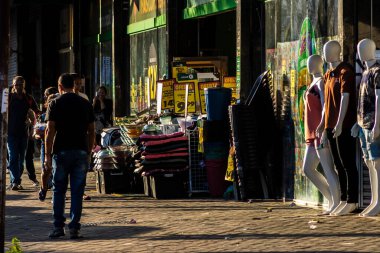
[0,0,10,252]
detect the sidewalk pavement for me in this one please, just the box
[5,168,380,252]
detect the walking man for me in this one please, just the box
[45,73,95,239]
[7,76,39,190]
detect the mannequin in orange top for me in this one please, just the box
[303,55,340,214]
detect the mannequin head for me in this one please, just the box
[358,38,376,62]
[307,55,323,75]
[323,40,341,63]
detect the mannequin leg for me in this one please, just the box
[362,158,380,217]
[316,145,340,212]
[360,159,377,216]
[333,129,358,215]
[303,144,333,206]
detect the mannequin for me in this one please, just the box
[303,55,340,214]
[317,40,358,215]
[353,38,380,217]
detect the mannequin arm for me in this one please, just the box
[333,93,349,138]
[373,89,380,139]
[316,80,325,138]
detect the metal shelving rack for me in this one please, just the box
[187,129,209,195]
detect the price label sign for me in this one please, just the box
[156,79,175,114]
[198,81,220,114]
[223,76,238,104]
[173,82,196,114]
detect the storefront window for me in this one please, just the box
[130,27,167,114]
[265,0,341,203]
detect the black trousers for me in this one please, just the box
[23,138,37,182]
[326,128,358,203]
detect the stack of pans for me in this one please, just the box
[229,71,280,200]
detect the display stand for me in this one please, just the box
[187,129,209,196]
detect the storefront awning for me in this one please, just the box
[183,0,236,19]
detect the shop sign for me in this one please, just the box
[223,76,238,104]
[129,0,166,24]
[1,88,8,113]
[156,79,175,114]
[173,82,196,114]
[172,62,188,80]
[198,81,220,114]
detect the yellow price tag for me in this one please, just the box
[173,82,196,114]
[223,76,238,104]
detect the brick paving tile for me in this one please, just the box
[4,166,380,252]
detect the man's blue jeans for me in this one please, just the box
[52,150,88,230]
[7,135,28,185]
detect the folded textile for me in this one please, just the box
[145,142,188,153]
[145,136,188,147]
[143,152,189,160]
[142,158,188,166]
[139,132,184,141]
[142,147,188,156]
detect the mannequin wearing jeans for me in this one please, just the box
[303,55,340,214]
[352,38,380,217]
[317,40,358,215]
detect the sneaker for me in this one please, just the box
[38,188,47,202]
[16,185,23,190]
[11,184,19,191]
[32,180,40,187]
[69,228,83,239]
[83,194,91,201]
[48,227,65,239]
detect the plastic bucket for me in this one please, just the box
[205,87,232,121]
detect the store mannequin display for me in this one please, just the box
[303,55,340,214]
[352,38,380,217]
[317,40,358,215]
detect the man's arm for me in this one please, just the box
[44,120,56,172]
[87,122,95,153]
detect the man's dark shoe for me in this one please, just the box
[38,188,47,201]
[11,184,19,191]
[48,228,65,239]
[16,185,23,190]
[69,228,83,239]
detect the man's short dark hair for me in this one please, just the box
[58,73,74,89]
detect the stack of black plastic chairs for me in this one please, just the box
[229,71,280,200]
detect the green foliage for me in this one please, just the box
[6,237,22,253]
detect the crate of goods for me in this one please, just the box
[149,172,187,199]
[97,169,130,194]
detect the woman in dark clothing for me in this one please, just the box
[92,86,113,145]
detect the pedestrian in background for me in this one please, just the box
[93,86,113,145]
[35,87,58,201]
[45,73,95,239]
[7,76,39,191]
[71,73,89,100]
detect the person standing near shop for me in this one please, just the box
[71,73,89,100]
[45,73,95,239]
[93,86,113,145]
[7,76,39,191]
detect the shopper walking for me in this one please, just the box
[93,86,113,145]
[24,109,40,187]
[36,87,58,201]
[45,73,95,239]
[7,76,39,190]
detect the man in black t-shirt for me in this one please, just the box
[45,73,95,239]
